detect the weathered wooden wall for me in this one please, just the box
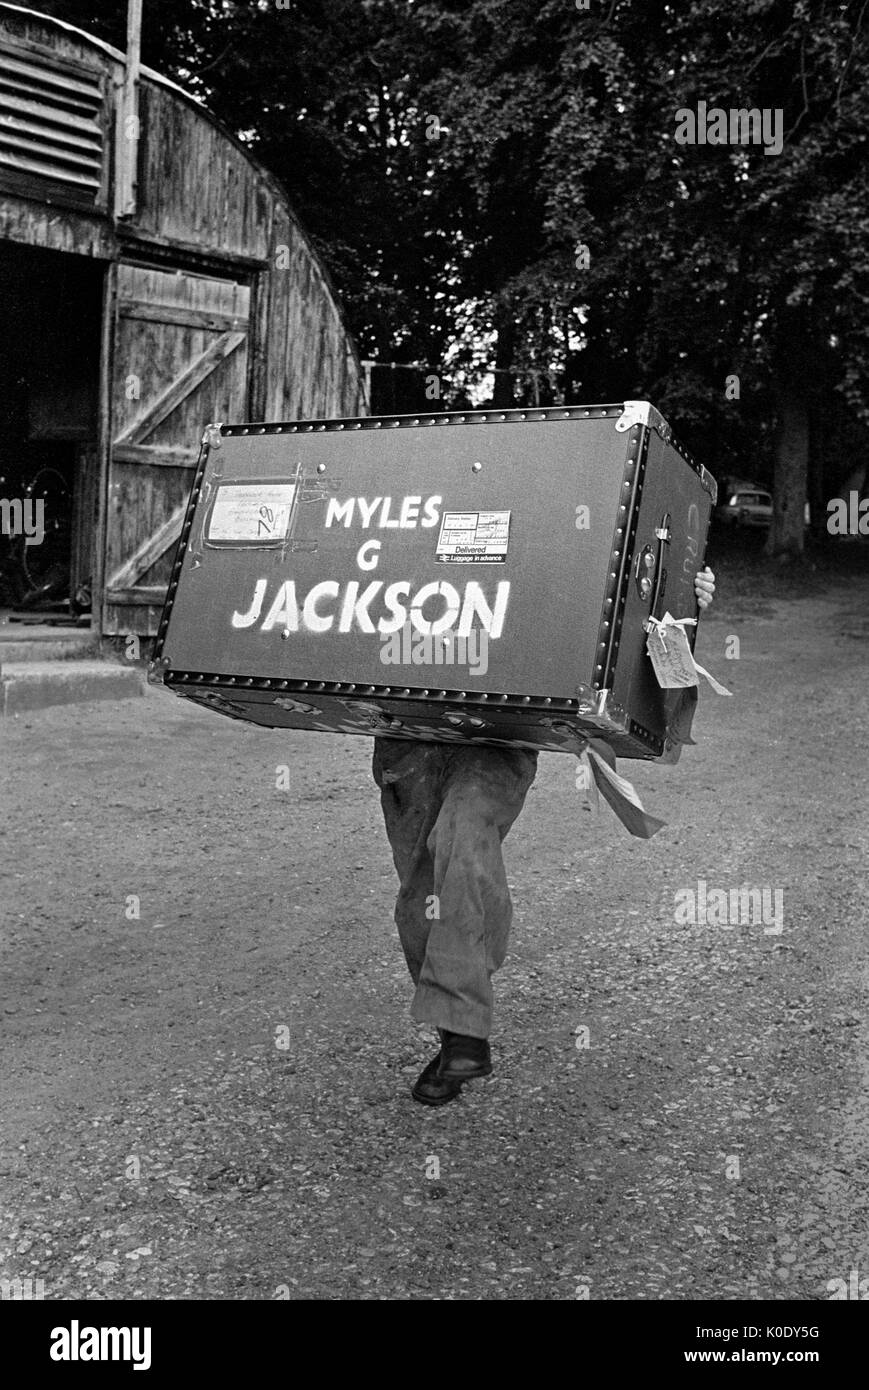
[0,4,365,421]
[132,82,365,418]
[0,4,366,638]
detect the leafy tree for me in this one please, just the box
[35,0,869,554]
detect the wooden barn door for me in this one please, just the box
[102,262,250,637]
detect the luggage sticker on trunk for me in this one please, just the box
[205,481,298,545]
[435,510,511,563]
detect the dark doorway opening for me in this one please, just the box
[0,242,103,621]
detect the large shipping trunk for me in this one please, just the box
[150,402,716,759]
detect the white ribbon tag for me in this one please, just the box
[576,743,666,839]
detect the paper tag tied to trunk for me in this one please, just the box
[572,615,732,840]
[645,613,732,697]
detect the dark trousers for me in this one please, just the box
[372,737,538,1038]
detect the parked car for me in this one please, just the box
[715,486,773,529]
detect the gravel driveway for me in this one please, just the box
[2,578,868,1300]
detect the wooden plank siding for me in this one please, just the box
[0,194,115,257]
[0,3,366,640]
[102,263,251,634]
[0,5,365,417]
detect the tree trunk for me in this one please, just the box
[491,309,515,409]
[807,398,830,539]
[765,380,808,557]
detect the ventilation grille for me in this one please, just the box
[0,47,104,202]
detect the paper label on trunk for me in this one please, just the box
[436,510,511,563]
[207,483,297,544]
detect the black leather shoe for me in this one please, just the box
[437,1029,493,1081]
[411,1052,463,1106]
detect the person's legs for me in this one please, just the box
[373,736,538,1099]
[412,743,538,1038]
[372,738,445,986]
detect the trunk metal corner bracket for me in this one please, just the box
[202,421,223,449]
[616,400,673,444]
[574,685,629,732]
[699,464,718,503]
